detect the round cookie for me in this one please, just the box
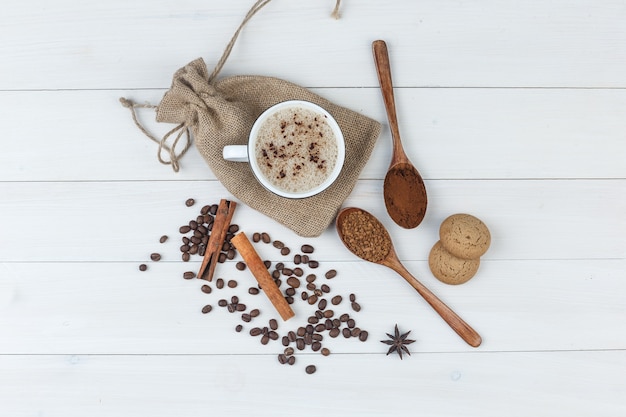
[428,241,480,285]
[439,214,491,260]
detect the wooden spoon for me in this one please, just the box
[336,207,482,347]
[373,40,427,229]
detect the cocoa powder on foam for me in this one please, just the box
[254,106,338,194]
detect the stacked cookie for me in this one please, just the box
[428,214,491,285]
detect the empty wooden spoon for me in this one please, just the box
[336,207,482,347]
[373,40,427,229]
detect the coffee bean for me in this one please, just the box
[314,289,323,297]
[197,225,208,235]
[286,296,295,304]
[139,264,147,271]
[250,309,260,318]
[315,324,326,333]
[331,295,342,305]
[296,338,305,350]
[269,319,278,331]
[329,328,340,338]
[318,299,327,310]
[301,255,310,263]
[294,254,301,264]
[261,232,271,243]
[308,316,319,324]
[301,244,314,253]
[321,348,330,356]
[281,336,290,346]
[180,244,190,253]
[281,268,293,276]
[252,232,261,242]
[308,260,319,268]
[293,267,304,277]
[284,347,295,356]
[307,295,318,305]
[304,333,313,345]
[248,287,259,295]
[226,249,236,260]
[201,305,212,314]
[351,328,361,337]
[278,354,287,365]
[228,224,239,233]
[236,262,246,271]
[218,252,227,263]
[359,330,369,342]
[325,270,337,279]
[201,284,212,293]
[342,328,352,338]
[280,247,291,256]
[312,333,323,341]
[150,253,161,261]
[189,245,198,255]
[260,335,270,345]
[324,319,333,330]
[288,356,296,365]
[236,304,246,312]
[305,365,316,374]
[209,204,218,215]
[185,198,195,207]
[305,324,314,334]
[349,293,356,302]
[311,342,322,352]
[268,331,279,341]
[184,271,196,280]
[315,310,323,319]
[242,314,251,322]
[286,277,301,288]
[227,280,238,288]
[227,304,237,313]
[321,284,330,293]
[216,278,224,289]
[250,327,262,336]
[179,225,191,234]
[182,252,190,262]
[332,318,341,327]
[347,319,356,329]
[301,292,309,300]
[200,205,210,215]
[340,313,350,322]
[306,274,317,283]
[235,324,243,332]
[273,240,284,249]
[159,235,168,243]
[285,287,295,297]
[264,260,272,269]
[306,283,316,291]
[323,310,334,318]
[351,302,361,312]
[189,220,198,230]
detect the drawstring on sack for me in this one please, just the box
[119,97,191,172]
[119,0,342,172]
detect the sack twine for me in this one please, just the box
[120,0,342,172]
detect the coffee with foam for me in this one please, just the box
[254,106,339,194]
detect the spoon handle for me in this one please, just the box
[373,40,407,163]
[386,258,482,347]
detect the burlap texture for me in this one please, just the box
[155,58,381,237]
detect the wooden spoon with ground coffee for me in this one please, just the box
[373,40,427,229]
[336,207,481,347]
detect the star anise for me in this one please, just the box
[381,324,415,359]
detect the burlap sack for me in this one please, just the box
[122,0,381,237]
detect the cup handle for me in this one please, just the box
[223,145,249,162]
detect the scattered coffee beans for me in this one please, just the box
[301,244,314,253]
[183,271,196,280]
[185,198,195,207]
[305,365,316,374]
[139,264,147,271]
[201,285,212,294]
[159,235,168,243]
[150,253,161,261]
[201,305,212,314]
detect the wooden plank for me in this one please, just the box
[1,0,626,89]
[1,259,624,354]
[2,88,625,181]
[0,351,624,416]
[0,179,623,262]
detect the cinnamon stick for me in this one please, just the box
[230,232,295,321]
[197,199,237,282]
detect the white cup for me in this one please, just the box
[223,100,345,199]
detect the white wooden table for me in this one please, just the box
[1,1,625,416]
